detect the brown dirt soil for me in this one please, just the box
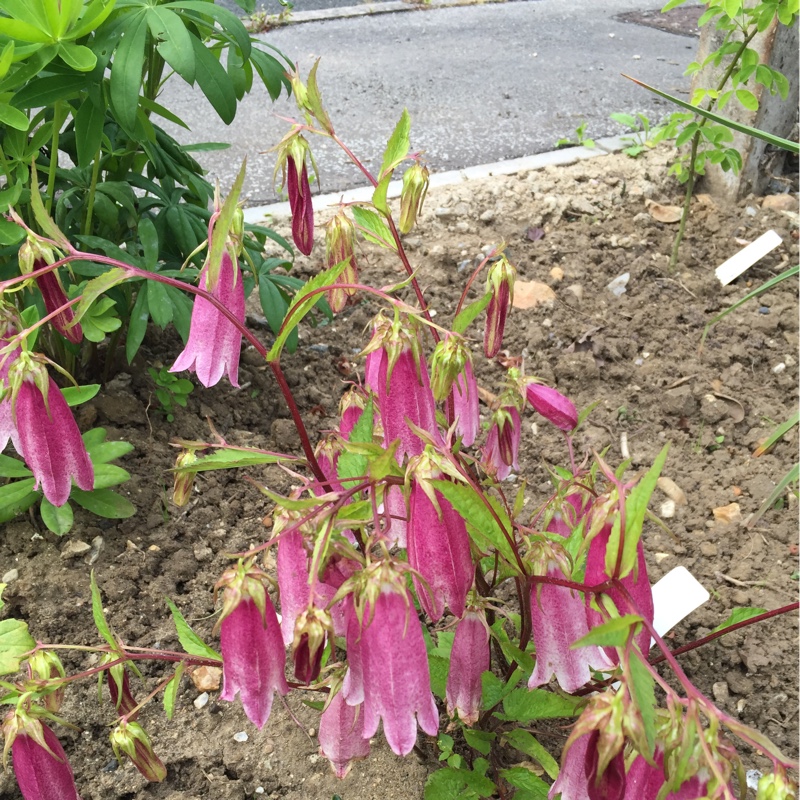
[0,145,797,799]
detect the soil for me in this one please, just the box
[0,145,798,799]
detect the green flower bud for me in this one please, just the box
[399,163,429,234]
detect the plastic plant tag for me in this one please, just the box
[651,565,710,644]
[715,230,782,286]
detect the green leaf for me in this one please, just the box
[40,497,74,535]
[0,618,36,674]
[109,10,148,133]
[428,653,449,700]
[165,598,221,660]
[628,652,656,757]
[481,669,519,710]
[499,688,581,721]
[499,767,549,799]
[146,280,173,328]
[463,729,495,756]
[190,35,236,124]
[73,268,129,327]
[61,384,100,407]
[71,488,135,518]
[503,730,559,780]
[452,292,491,334]
[177,447,294,473]
[126,285,150,364]
[58,41,95,71]
[163,661,185,720]
[0,102,29,131]
[0,478,38,522]
[206,159,246,287]
[711,607,768,634]
[379,108,411,178]
[0,216,26,245]
[351,205,395,249]
[92,464,131,490]
[74,95,105,167]
[735,88,758,111]
[138,216,159,269]
[267,259,348,362]
[0,455,32,478]
[168,1,251,59]
[572,614,643,648]
[372,172,391,215]
[424,759,496,800]
[337,399,374,487]
[90,571,118,648]
[83,432,134,464]
[149,7,196,83]
[306,58,332,132]
[430,480,519,570]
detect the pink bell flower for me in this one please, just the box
[407,458,473,621]
[585,525,654,663]
[547,492,591,538]
[446,609,489,725]
[276,528,310,647]
[625,750,709,800]
[343,573,439,756]
[452,361,480,447]
[7,714,81,800]
[550,730,626,800]
[526,381,578,432]
[216,562,288,729]
[9,359,93,507]
[318,690,370,778]
[483,406,521,480]
[170,251,245,388]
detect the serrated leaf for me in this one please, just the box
[424,759,496,800]
[499,767,549,798]
[61,384,100,407]
[91,571,118,648]
[267,259,348,362]
[0,618,35,674]
[452,292,491,334]
[628,651,656,757]
[503,729,559,780]
[71,488,135,518]
[572,614,643,648]
[351,205,395,249]
[40,497,74,535]
[430,480,519,570]
[165,598,221,660]
[73,268,129,327]
[379,108,411,178]
[163,661,185,720]
[499,688,581,721]
[0,454,32,478]
[711,606,767,634]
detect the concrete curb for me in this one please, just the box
[242,135,629,224]
[254,0,517,30]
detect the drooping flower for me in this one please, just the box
[318,689,370,778]
[4,711,81,800]
[484,255,516,358]
[338,385,368,441]
[585,524,654,663]
[547,491,591,538]
[343,562,439,756]
[171,251,245,388]
[109,720,166,782]
[291,604,332,685]
[399,162,429,234]
[363,313,439,461]
[216,560,288,729]
[406,452,473,621]
[7,356,93,507]
[525,380,578,432]
[430,334,480,447]
[325,210,358,312]
[528,542,603,693]
[452,361,480,447]
[446,608,489,725]
[625,749,709,800]
[483,405,521,481]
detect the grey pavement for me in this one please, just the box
[217,0,395,15]
[160,0,698,206]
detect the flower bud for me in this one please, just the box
[398,162,429,234]
[483,256,516,358]
[292,605,332,684]
[429,334,469,403]
[110,720,166,782]
[172,449,198,507]
[325,210,358,313]
[758,771,798,800]
[525,380,578,432]
[100,654,139,719]
[483,405,521,480]
[27,651,66,714]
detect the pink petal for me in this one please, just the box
[549,731,591,800]
[446,610,489,725]
[452,362,479,447]
[318,692,370,778]
[276,530,310,647]
[526,383,578,432]
[12,725,82,800]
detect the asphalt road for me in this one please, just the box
[217,0,394,14]
[160,0,697,205]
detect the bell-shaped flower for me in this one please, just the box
[525,380,578,432]
[625,749,709,800]
[291,604,331,685]
[170,251,245,388]
[4,710,81,800]
[452,361,480,447]
[363,313,439,461]
[585,524,654,663]
[7,355,93,507]
[528,542,603,693]
[215,560,288,729]
[343,561,439,755]
[483,255,516,358]
[446,608,489,725]
[483,405,521,481]
[273,131,315,255]
[406,452,473,620]
[318,688,370,778]
[430,335,479,447]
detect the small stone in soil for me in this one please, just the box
[233,731,249,742]
[1,568,18,583]
[194,692,209,709]
[61,540,91,560]
[746,770,762,790]
[712,681,730,703]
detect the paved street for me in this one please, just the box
[160,0,698,205]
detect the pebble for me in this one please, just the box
[549,266,564,282]
[745,206,758,217]
[712,681,730,703]
[308,344,329,354]
[746,770,762,790]
[193,692,209,710]
[659,499,676,519]
[193,544,213,563]
[479,209,495,222]
[607,272,630,297]
[191,666,222,691]
[233,731,249,743]
[61,540,92,560]
[1,569,18,583]
[772,362,786,374]
[566,284,583,302]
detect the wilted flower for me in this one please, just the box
[343,563,439,756]
[525,380,578,432]
[318,689,370,778]
[483,256,515,358]
[6,355,93,507]
[483,405,521,480]
[325,210,358,312]
[170,251,245,388]
[399,162,429,234]
[446,608,489,725]
[5,711,81,800]
[110,720,166,782]
[407,453,473,620]
[547,492,590,538]
[216,560,288,729]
